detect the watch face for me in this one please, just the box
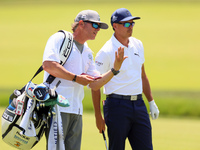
[111,68,120,75]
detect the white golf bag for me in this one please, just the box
[2,92,46,149]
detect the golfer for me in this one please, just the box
[43,9,127,150]
[93,8,159,150]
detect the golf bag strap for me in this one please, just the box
[30,65,44,82]
[24,30,73,85]
[46,30,73,84]
[17,65,43,92]
[11,30,73,97]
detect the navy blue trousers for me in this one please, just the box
[103,96,153,150]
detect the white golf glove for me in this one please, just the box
[149,100,159,120]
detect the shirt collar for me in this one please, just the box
[73,42,93,53]
[111,34,134,49]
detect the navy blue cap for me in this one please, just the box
[111,8,140,26]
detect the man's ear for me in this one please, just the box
[113,23,117,30]
[79,20,84,27]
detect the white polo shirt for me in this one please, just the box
[95,34,145,95]
[43,31,99,115]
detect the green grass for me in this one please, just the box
[1,108,200,150]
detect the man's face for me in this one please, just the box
[84,21,100,40]
[114,19,135,38]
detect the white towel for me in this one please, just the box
[48,105,65,150]
[19,98,36,137]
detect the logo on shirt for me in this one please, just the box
[88,54,92,61]
[134,53,140,57]
[95,61,103,66]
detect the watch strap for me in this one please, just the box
[72,75,77,82]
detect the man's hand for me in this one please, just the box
[149,100,159,119]
[113,47,128,71]
[95,114,105,133]
[76,74,94,86]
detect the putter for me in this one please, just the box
[102,130,108,150]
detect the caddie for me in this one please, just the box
[92,8,160,150]
[42,9,127,150]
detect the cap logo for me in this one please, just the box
[81,15,87,20]
[112,16,118,22]
[126,10,130,15]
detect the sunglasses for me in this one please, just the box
[118,22,135,28]
[84,21,101,29]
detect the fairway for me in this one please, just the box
[1,107,200,150]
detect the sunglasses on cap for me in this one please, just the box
[84,21,101,29]
[117,22,135,28]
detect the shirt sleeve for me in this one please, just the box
[95,50,110,75]
[43,32,65,63]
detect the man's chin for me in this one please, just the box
[89,36,96,40]
[128,32,132,37]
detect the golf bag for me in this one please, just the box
[2,91,47,149]
[1,30,73,150]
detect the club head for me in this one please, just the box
[33,83,50,101]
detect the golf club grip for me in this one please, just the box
[52,80,61,91]
[102,130,106,140]
[102,130,108,150]
[55,80,61,89]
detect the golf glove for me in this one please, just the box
[149,100,159,120]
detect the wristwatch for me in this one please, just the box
[72,75,77,82]
[111,68,120,75]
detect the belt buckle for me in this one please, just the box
[130,95,137,101]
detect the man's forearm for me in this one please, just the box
[89,70,114,91]
[43,61,75,80]
[91,89,105,133]
[91,89,102,116]
[142,76,153,102]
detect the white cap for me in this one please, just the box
[74,10,108,29]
